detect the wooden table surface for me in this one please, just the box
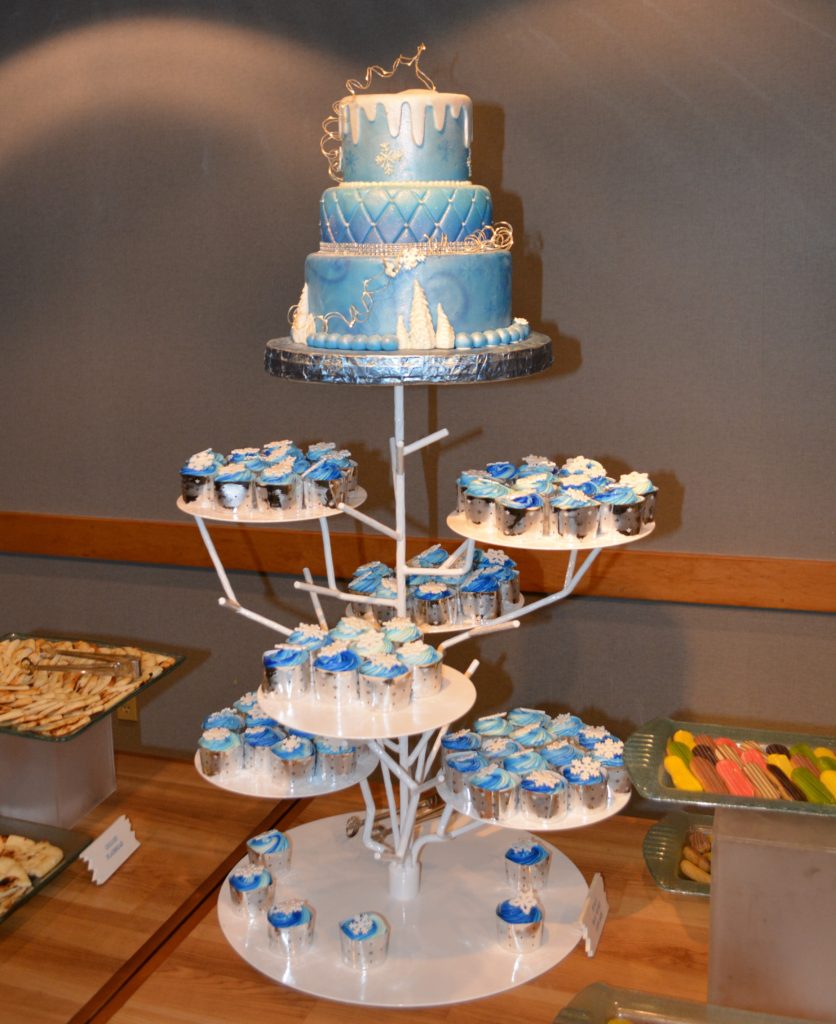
[0,755,710,1024]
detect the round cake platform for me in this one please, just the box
[264,333,553,385]
[218,814,587,1008]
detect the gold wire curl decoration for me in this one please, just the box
[320,44,436,184]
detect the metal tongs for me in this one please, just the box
[21,644,141,680]
[345,793,445,846]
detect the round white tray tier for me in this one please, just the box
[176,487,367,525]
[446,512,655,551]
[217,814,587,1008]
[192,746,378,799]
[419,595,526,634]
[435,776,631,831]
[257,666,475,740]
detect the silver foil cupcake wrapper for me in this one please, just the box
[313,667,359,705]
[230,880,272,916]
[497,503,543,537]
[553,504,599,540]
[255,478,302,512]
[464,494,497,528]
[199,744,241,778]
[302,476,348,510]
[604,764,631,793]
[567,778,608,812]
[519,786,568,821]
[413,594,456,627]
[598,497,645,536]
[339,923,390,970]
[410,659,443,699]
[268,914,314,957]
[505,852,552,893]
[358,672,412,712]
[468,783,516,820]
[270,755,316,786]
[263,661,311,699]
[242,742,275,774]
[248,846,292,877]
[498,576,521,609]
[459,588,500,623]
[496,916,543,954]
[317,750,358,781]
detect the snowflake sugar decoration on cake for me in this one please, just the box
[375,142,404,176]
[568,756,601,781]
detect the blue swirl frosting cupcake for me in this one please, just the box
[473,713,512,738]
[495,893,544,953]
[444,750,489,794]
[228,864,272,916]
[180,450,218,504]
[262,643,311,697]
[312,643,361,705]
[202,708,244,733]
[214,464,253,511]
[339,912,390,970]
[269,735,316,785]
[510,725,553,750]
[481,736,522,763]
[233,691,260,715]
[505,841,552,891]
[247,828,291,875]
[506,707,549,729]
[520,769,568,820]
[242,725,283,772]
[256,459,301,511]
[484,461,517,481]
[301,458,347,509]
[459,571,500,623]
[397,640,443,698]
[350,631,394,658]
[596,485,644,536]
[440,729,481,766]
[412,581,456,627]
[577,724,616,750]
[503,750,547,776]
[497,491,544,537]
[287,623,329,655]
[198,727,242,777]
[383,617,422,648]
[329,616,374,642]
[358,654,411,712]
[314,736,358,781]
[541,740,577,770]
[467,764,519,820]
[464,477,511,528]
[564,756,609,812]
[619,471,657,524]
[549,488,600,540]
[549,712,583,741]
[407,544,450,569]
[591,737,630,793]
[267,897,315,957]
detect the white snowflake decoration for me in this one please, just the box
[375,142,403,176]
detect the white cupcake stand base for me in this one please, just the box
[218,814,588,1009]
[182,382,652,1005]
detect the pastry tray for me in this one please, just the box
[0,633,184,743]
[0,814,91,923]
[554,981,810,1024]
[446,512,655,551]
[642,810,712,897]
[265,333,553,386]
[176,486,366,524]
[625,717,836,818]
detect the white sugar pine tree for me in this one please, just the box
[395,314,410,350]
[435,303,455,349]
[408,281,435,349]
[290,284,315,345]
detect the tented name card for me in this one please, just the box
[80,815,140,884]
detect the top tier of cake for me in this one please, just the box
[337,90,472,183]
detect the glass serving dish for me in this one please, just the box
[0,814,91,923]
[625,717,836,818]
[0,633,183,742]
[554,981,810,1024]
[642,810,712,897]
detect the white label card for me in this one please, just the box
[577,872,609,957]
[79,814,140,884]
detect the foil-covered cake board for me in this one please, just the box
[264,333,553,386]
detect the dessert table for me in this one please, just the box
[0,753,711,1023]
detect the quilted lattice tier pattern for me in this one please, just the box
[320,184,492,245]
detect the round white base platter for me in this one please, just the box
[447,512,655,551]
[419,595,526,634]
[436,777,631,831]
[176,487,366,525]
[217,814,587,1008]
[193,746,378,799]
[258,665,475,740]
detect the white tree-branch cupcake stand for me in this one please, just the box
[180,372,652,1007]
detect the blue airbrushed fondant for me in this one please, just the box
[340,100,470,182]
[320,185,492,244]
[305,251,512,337]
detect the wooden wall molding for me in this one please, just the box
[2,511,834,612]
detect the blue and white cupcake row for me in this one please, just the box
[347,546,521,627]
[263,621,445,711]
[198,696,366,785]
[229,829,389,968]
[179,438,359,514]
[457,454,657,540]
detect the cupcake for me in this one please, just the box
[484,460,518,482]
[440,729,481,767]
[202,707,244,733]
[306,441,337,461]
[312,643,361,705]
[577,724,616,751]
[505,841,552,892]
[456,469,489,513]
[596,485,644,536]
[592,737,630,794]
[242,725,283,773]
[256,459,301,512]
[496,492,544,537]
[329,615,375,643]
[213,463,253,511]
[233,691,260,715]
[549,712,583,742]
[458,572,500,623]
[262,644,311,698]
[512,470,554,495]
[463,478,511,529]
[407,544,450,569]
[510,725,553,751]
[540,740,577,771]
[491,563,521,611]
[481,736,522,762]
[301,458,347,509]
[350,631,394,659]
[519,769,568,821]
[564,756,609,812]
[228,864,272,916]
[286,623,329,664]
[506,708,549,729]
[467,764,519,819]
[444,750,489,795]
[314,737,358,782]
[412,581,456,627]
[473,713,513,738]
[495,894,544,953]
[618,471,657,525]
[267,898,315,957]
[269,735,316,786]
[549,489,600,540]
[383,617,422,648]
[198,727,242,777]
[393,640,444,699]
[339,912,390,970]
[358,654,411,712]
[247,828,291,876]
[180,450,219,505]
[503,750,547,776]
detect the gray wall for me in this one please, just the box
[1,1,834,753]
